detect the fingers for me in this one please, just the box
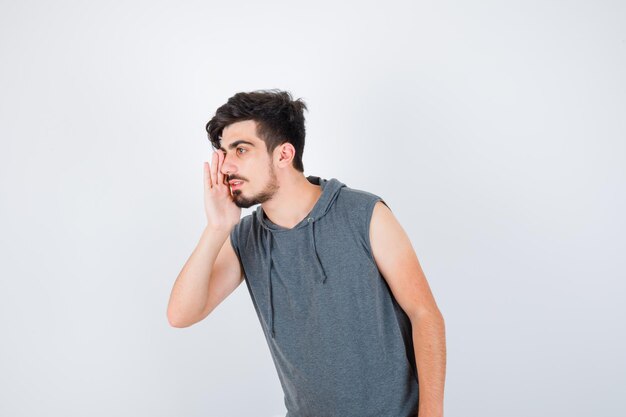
[204,160,211,189]
[206,150,228,190]
[210,150,219,188]
[216,150,225,186]
[220,151,229,185]
[205,151,218,189]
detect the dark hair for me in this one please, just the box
[205,89,308,172]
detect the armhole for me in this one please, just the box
[365,196,390,264]
[229,223,246,281]
[229,225,238,252]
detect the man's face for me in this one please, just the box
[219,119,279,209]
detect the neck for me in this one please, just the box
[261,174,322,229]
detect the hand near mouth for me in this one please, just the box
[203,150,241,230]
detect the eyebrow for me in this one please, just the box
[219,139,256,153]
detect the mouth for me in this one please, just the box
[229,180,244,190]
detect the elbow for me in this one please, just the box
[167,307,196,328]
[408,306,445,324]
[167,315,184,328]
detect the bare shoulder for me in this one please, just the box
[369,200,409,259]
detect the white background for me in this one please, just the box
[1,1,625,416]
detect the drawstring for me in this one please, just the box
[266,217,328,339]
[307,217,328,284]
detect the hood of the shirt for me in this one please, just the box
[254,175,346,338]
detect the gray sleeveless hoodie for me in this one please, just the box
[229,175,419,417]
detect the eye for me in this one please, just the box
[236,147,247,155]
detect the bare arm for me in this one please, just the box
[369,201,446,416]
[166,225,242,327]
[167,149,243,328]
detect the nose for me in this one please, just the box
[220,150,236,178]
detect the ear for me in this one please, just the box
[275,142,295,168]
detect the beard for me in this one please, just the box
[231,164,279,209]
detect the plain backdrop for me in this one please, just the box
[1,1,624,416]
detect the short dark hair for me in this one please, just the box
[205,89,308,172]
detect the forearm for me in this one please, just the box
[411,310,446,417]
[167,225,231,326]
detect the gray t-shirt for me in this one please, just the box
[230,175,419,417]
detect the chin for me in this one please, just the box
[231,192,253,209]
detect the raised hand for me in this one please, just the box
[203,150,241,230]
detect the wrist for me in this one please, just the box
[205,222,236,234]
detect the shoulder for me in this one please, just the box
[331,184,392,263]
[335,184,391,216]
[333,184,391,235]
[229,212,255,251]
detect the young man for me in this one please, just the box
[167,89,446,417]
